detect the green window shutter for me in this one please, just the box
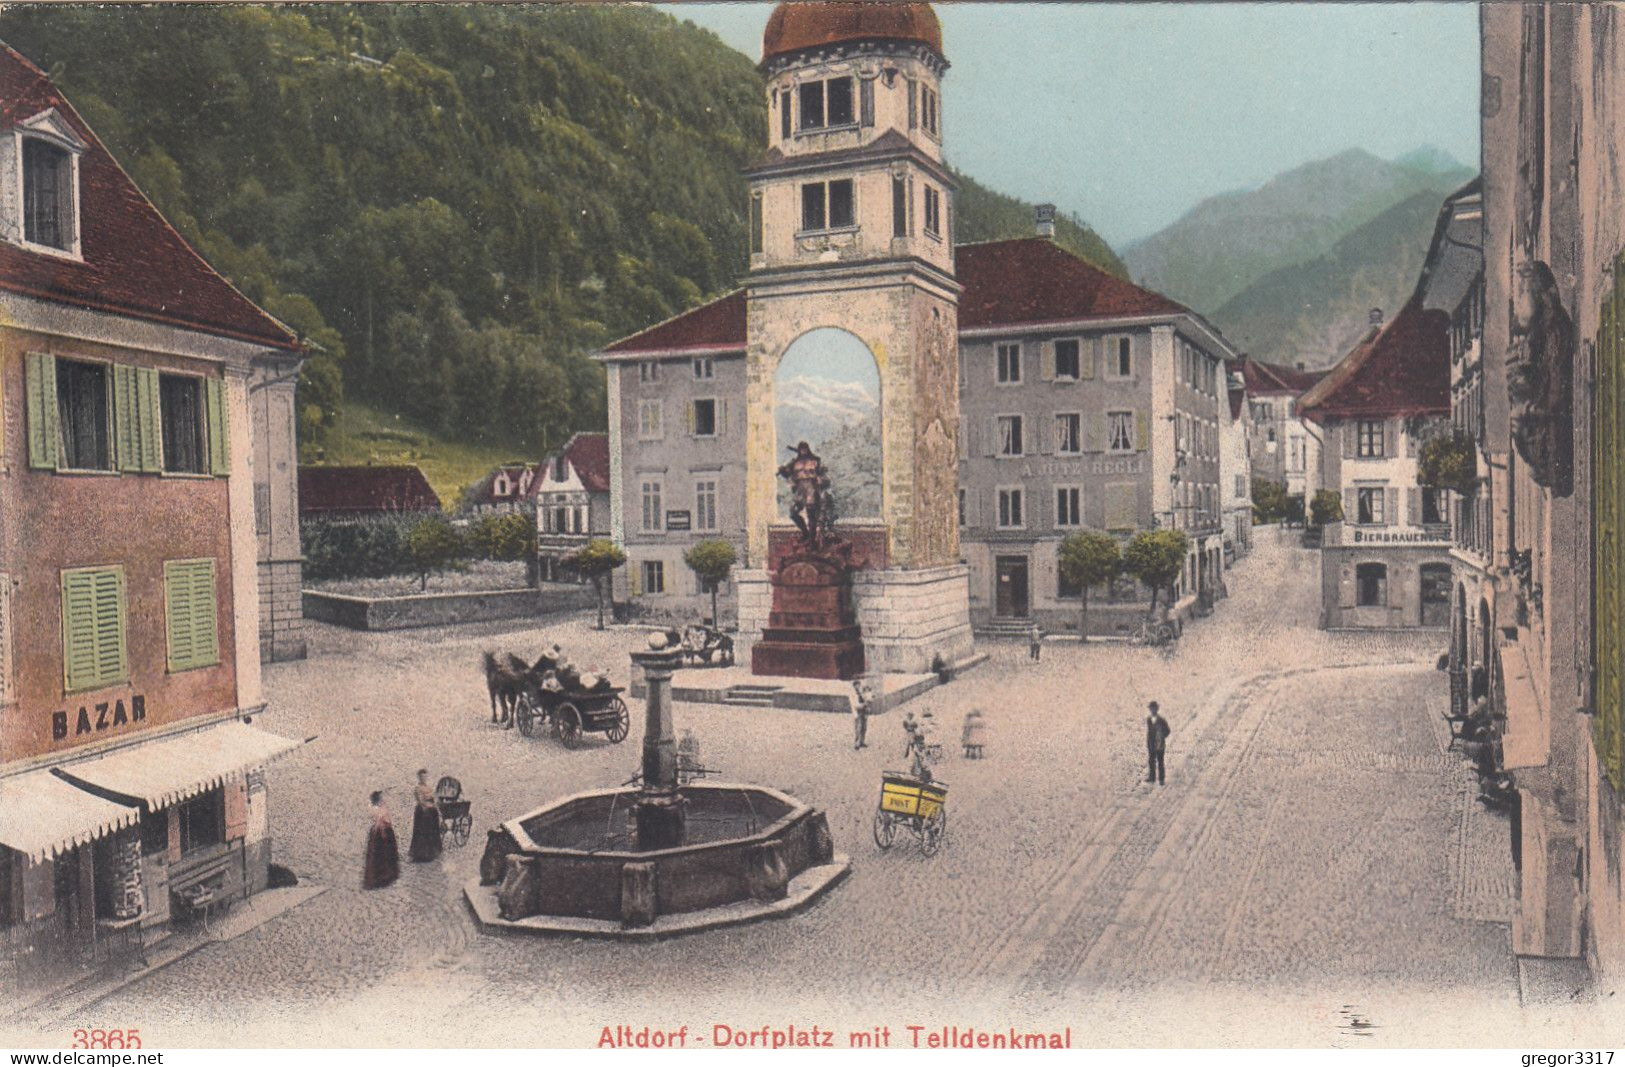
[166,559,218,672]
[206,377,230,476]
[25,353,60,470]
[1135,411,1150,452]
[137,368,161,472]
[63,566,125,692]
[113,365,138,472]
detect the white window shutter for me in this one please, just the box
[1040,341,1055,382]
[1344,487,1357,521]
[986,418,999,457]
[1385,487,1399,527]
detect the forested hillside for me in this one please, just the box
[1,5,1123,458]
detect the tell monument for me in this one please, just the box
[736,2,975,676]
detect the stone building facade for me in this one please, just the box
[1232,357,1325,519]
[0,44,302,972]
[1475,1,1625,979]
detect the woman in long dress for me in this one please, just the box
[408,769,442,862]
[362,790,400,889]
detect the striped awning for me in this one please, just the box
[0,769,139,865]
[54,721,302,810]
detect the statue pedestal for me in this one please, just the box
[751,549,866,680]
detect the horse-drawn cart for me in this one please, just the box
[514,677,631,748]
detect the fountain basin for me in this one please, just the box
[465,782,848,939]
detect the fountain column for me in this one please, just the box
[630,638,686,850]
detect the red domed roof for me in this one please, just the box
[762,3,944,63]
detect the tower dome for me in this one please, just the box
[762,2,944,65]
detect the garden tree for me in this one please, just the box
[468,513,536,562]
[1251,478,1291,524]
[404,514,465,591]
[1057,530,1121,642]
[1122,529,1191,619]
[570,539,626,630]
[1309,488,1345,527]
[683,539,738,627]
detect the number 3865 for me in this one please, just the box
[71,1028,141,1049]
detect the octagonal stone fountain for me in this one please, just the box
[464,636,849,939]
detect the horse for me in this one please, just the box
[482,651,533,727]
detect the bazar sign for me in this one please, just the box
[1351,530,1451,545]
[52,695,147,741]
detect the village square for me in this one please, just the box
[1,0,1624,1050]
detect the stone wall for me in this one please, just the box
[259,559,307,662]
[303,585,595,631]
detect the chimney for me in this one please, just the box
[1369,308,1384,327]
[1035,203,1057,240]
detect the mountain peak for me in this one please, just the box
[1394,144,1465,176]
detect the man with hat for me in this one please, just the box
[1145,701,1171,786]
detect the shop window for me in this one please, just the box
[1356,562,1388,607]
[178,790,225,855]
[141,811,169,856]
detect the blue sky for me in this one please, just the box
[666,2,1481,247]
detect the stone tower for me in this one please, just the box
[737,2,974,674]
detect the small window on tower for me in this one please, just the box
[892,176,908,238]
[827,77,854,126]
[827,180,854,228]
[923,186,941,237]
[798,81,825,130]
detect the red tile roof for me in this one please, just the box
[1232,356,1326,397]
[601,289,746,355]
[602,240,1195,356]
[562,432,610,493]
[0,43,299,351]
[298,466,442,517]
[956,238,1187,330]
[1297,300,1450,423]
[763,3,943,63]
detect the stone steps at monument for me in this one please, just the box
[723,684,783,708]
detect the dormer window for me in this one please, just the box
[24,138,72,249]
[798,77,854,132]
[8,110,86,257]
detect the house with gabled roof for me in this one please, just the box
[1231,354,1328,514]
[0,40,305,968]
[534,432,612,582]
[1299,298,1453,630]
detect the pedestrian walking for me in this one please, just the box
[408,769,441,863]
[362,790,400,889]
[1028,622,1043,662]
[1145,701,1171,786]
[851,678,871,750]
[962,708,987,759]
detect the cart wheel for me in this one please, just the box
[515,694,536,738]
[453,813,472,847]
[605,698,630,743]
[557,702,583,748]
[872,810,896,850]
[920,809,946,856]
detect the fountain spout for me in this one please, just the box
[629,636,687,850]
